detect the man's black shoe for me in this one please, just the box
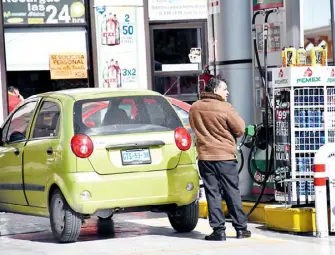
[205,231,226,241]
[236,229,251,239]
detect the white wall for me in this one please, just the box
[5,27,87,71]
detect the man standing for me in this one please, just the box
[189,76,251,241]
[8,86,24,113]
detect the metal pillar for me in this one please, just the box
[0,0,8,123]
[331,0,335,64]
[208,0,254,195]
[285,0,303,48]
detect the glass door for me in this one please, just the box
[150,22,207,103]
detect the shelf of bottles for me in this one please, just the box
[282,86,335,203]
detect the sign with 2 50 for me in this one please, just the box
[3,0,86,25]
[122,14,134,35]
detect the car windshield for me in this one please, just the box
[73,95,183,136]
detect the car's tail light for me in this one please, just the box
[71,134,94,158]
[174,127,192,151]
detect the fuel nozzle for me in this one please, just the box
[245,125,256,137]
[242,125,257,149]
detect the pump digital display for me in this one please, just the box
[3,0,86,25]
[274,88,292,193]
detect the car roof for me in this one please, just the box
[35,88,162,100]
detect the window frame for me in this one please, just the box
[150,21,208,75]
[4,100,40,145]
[29,98,62,141]
[150,21,207,101]
[73,95,183,136]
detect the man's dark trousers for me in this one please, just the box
[198,160,247,232]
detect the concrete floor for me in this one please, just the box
[1,212,335,255]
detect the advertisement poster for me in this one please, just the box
[3,0,86,25]
[274,89,291,194]
[94,2,147,89]
[49,53,87,80]
[256,23,281,53]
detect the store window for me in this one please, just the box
[154,75,199,95]
[7,71,88,99]
[153,28,202,71]
[151,22,207,103]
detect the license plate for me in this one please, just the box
[121,148,151,165]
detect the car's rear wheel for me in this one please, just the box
[168,200,199,232]
[49,189,82,243]
[98,213,114,220]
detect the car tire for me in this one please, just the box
[97,214,113,221]
[168,200,199,233]
[49,189,82,243]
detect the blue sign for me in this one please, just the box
[96,6,106,14]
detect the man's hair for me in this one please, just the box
[8,86,18,93]
[204,75,227,93]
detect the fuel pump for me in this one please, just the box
[248,8,279,198]
[248,0,306,205]
[237,4,284,216]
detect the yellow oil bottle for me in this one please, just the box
[321,44,328,66]
[296,47,307,66]
[286,46,296,67]
[310,45,323,66]
[281,47,287,67]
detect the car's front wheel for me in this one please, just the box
[168,200,199,232]
[49,189,82,243]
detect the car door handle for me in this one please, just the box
[14,148,20,156]
[46,147,53,155]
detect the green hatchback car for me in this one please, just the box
[0,88,199,243]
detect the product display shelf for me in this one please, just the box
[272,66,335,203]
[280,86,335,204]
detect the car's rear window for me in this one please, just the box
[74,95,183,136]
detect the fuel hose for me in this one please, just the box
[245,9,276,217]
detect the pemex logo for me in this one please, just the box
[278,69,284,78]
[328,68,335,83]
[304,68,313,77]
[297,67,321,84]
[274,68,288,85]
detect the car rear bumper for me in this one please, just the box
[60,164,199,214]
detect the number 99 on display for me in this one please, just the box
[276,110,288,120]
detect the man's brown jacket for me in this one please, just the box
[189,92,245,161]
